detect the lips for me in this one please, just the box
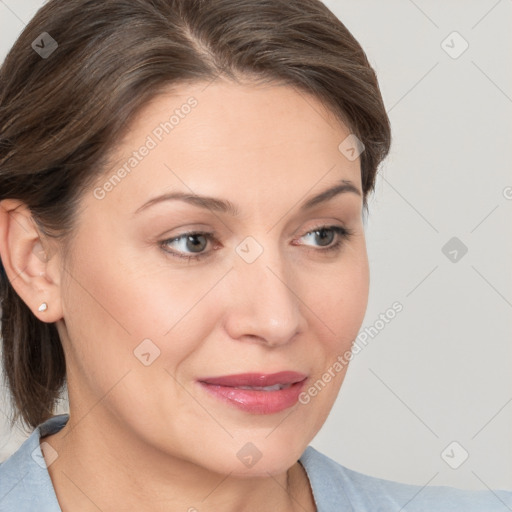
[200,371,307,388]
[197,371,308,414]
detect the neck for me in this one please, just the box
[41,410,316,512]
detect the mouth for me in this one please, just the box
[197,371,308,414]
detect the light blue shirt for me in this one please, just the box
[1,413,511,511]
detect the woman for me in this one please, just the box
[0,0,510,510]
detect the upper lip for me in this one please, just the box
[198,371,307,387]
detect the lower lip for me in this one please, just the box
[198,380,307,414]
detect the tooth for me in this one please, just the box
[235,384,291,391]
[262,384,281,391]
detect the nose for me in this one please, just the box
[223,246,306,347]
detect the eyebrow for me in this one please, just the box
[134,179,361,216]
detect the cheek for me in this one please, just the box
[60,235,225,381]
[311,238,370,346]
[59,248,220,446]
[297,243,369,414]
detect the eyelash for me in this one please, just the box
[159,225,354,263]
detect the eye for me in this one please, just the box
[159,224,354,263]
[159,231,216,262]
[296,225,354,253]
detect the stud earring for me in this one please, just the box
[38,302,48,312]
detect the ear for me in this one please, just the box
[0,199,63,323]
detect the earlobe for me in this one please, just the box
[0,199,63,323]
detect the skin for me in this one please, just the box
[0,79,370,511]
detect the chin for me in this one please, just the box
[199,434,309,478]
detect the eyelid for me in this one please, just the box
[158,229,221,264]
[159,223,353,262]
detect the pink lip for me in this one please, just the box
[198,371,308,414]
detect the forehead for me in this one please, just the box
[116,79,351,154]
[89,79,362,217]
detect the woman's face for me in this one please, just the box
[54,79,369,476]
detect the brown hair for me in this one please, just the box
[0,0,391,431]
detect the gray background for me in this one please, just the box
[1,0,511,491]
